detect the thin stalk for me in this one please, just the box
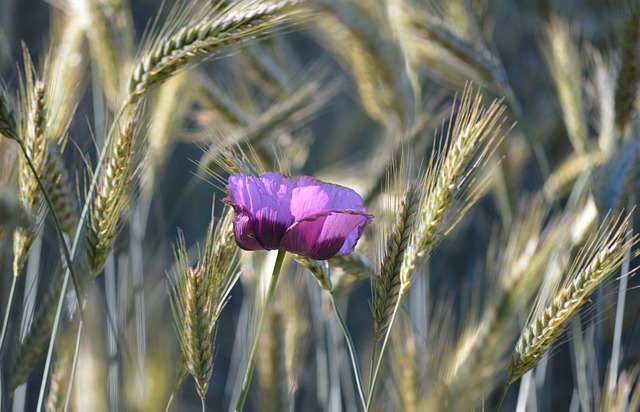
[165,392,176,412]
[234,250,286,412]
[0,276,17,352]
[496,383,510,412]
[368,340,377,393]
[36,99,131,412]
[366,292,403,410]
[328,290,366,410]
[201,396,206,412]
[608,205,634,391]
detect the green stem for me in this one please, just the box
[234,250,286,412]
[0,276,17,352]
[328,290,366,410]
[366,293,403,411]
[201,396,206,412]
[495,383,510,412]
[368,340,378,393]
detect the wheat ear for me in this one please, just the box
[85,110,140,275]
[13,78,48,276]
[401,84,506,287]
[508,215,637,384]
[44,140,78,236]
[0,82,18,140]
[169,210,239,400]
[127,0,300,98]
[372,185,419,338]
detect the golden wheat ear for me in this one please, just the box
[508,213,638,384]
[127,0,302,101]
[85,107,142,276]
[169,207,240,401]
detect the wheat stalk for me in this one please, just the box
[127,0,300,99]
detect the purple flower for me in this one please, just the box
[224,172,373,260]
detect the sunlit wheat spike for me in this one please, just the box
[44,140,78,236]
[401,84,507,287]
[204,208,240,316]
[85,110,140,275]
[372,185,419,337]
[508,214,637,384]
[13,76,49,277]
[0,82,18,140]
[169,211,240,400]
[615,10,640,132]
[127,0,301,99]
[542,16,587,153]
[10,271,65,391]
[171,233,214,399]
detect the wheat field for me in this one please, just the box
[0,1,639,411]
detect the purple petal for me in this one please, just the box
[289,179,367,221]
[280,210,373,260]
[225,173,295,249]
[278,214,327,257]
[230,206,264,251]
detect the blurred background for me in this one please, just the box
[1,0,639,411]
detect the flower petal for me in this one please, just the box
[230,205,264,251]
[225,173,295,249]
[289,179,367,221]
[280,210,372,260]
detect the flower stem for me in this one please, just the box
[328,290,366,410]
[366,292,403,411]
[234,250,286,412]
